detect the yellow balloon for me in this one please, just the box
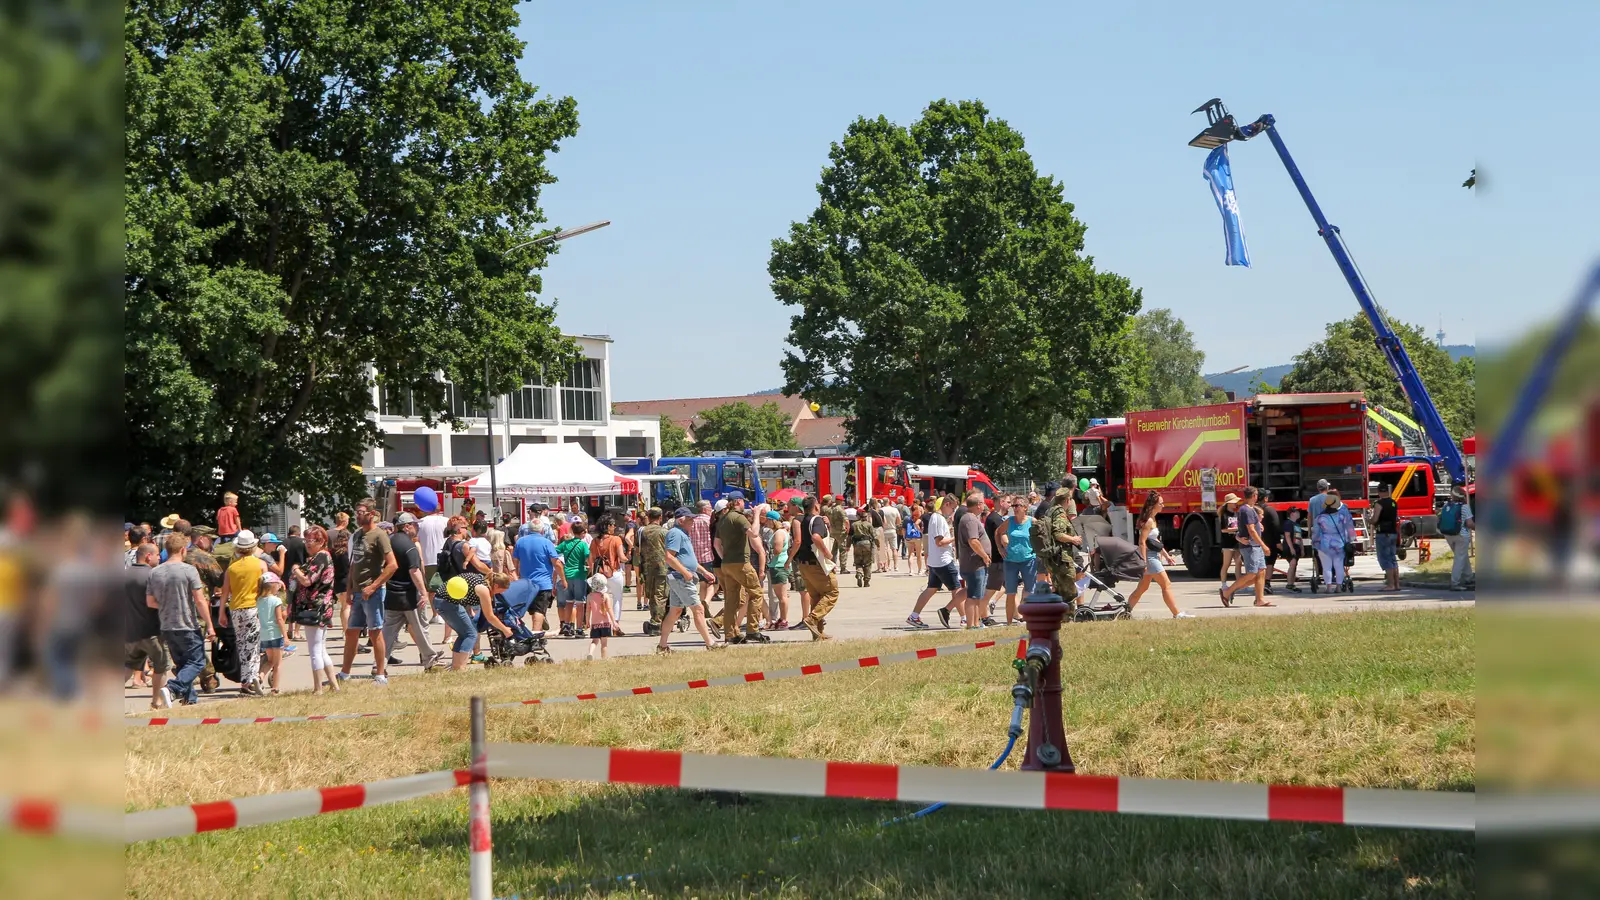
[809,402,820,412]
[446,576,470,601]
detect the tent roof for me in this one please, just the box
[458,442,639,496]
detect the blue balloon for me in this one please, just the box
[413,486,439,512]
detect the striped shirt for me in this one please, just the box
[690,513,713,564]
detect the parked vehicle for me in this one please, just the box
[907,464,1000,508]
[1066,393,1373,577]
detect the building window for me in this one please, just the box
[614,437,648,457]
[510,381,555,421]
[561,360,603,423]
[448,384,488,420]
[383,434,431,467]
[379,385,419,418]
[564,435,600,456]
[451,434,493,466]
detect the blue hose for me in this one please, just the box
[879,730,1019,826]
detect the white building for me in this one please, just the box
[363,333,661,470]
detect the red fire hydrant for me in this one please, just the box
[1016,590,1074,772]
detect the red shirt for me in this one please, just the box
[690,513,713,564]
[217,505,241,535]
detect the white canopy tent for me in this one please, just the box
[457,442,640,497]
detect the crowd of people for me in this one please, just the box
[119,475,1477,706]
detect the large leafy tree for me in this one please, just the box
[1125,308,1208,412]
[125,0,580,523]
[1279,314,1475,439]
[769,100,1141,478]
[691,402,798,452]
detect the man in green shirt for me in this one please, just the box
[638,508,670,635]
[715,492,768,643]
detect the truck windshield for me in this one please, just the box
[881,463,907,486]
[1072,442,1104,468]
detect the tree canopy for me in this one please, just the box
[1278,314,1475,439]
[691,402,798,452]
[1125,309,1209,412]
[658,414,694,457]
[769,99,1141,479]
[125,0,580,523]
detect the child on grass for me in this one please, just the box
[257,572,287,693]
[586,572,613,660]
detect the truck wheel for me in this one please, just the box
[1181,520,1221,578]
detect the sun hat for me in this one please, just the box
[395,512,418,526]
[233,529,258,549]
[159,513,181,530]
[1222,493,1241,505]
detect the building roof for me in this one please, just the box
[792,416,849,449]
[612,394,813,426]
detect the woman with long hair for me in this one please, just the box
[905,503,926,576]
[289,525,340,693]
[592,517,627,634]
[1127,492,1195,619]
[431,570,514,671]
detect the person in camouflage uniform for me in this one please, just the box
[185,529,226,692]
[824,495,849,575]
[638,508,670,635]
[848,509,878,587]
[1042,487,1083,608]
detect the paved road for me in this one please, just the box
[123,555,1471,714]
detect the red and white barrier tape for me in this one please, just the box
[125,769,472,842]
[125,638,1013,727]
[484,743,1475,832]
[0,797,122,841]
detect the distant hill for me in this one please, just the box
[1205,344,1474,397]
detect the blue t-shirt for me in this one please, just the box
[500,579,537,615]
[666,526,698,581]
[512,533,562,590]
[1004,515,1036,563]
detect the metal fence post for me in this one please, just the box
[469,696,492,900]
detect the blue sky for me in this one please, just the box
[516,1,1599,401]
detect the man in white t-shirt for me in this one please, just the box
[416,508,448,625]
[905,499,960,628]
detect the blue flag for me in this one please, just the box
[1202,145,1250,267]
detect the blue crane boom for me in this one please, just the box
[1189,101,1468,485]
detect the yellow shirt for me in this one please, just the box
[225,554,264,611]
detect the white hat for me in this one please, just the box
[844,508,858,520]
[714,498,729,512]
[233,529,258,549]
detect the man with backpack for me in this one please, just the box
[1438,488,1474,591]
[794,495,839,641]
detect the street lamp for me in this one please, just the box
[484,220,611,514]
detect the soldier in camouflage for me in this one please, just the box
[1043,488,1083,607]
[824,495,849,575]
[638,508,670,635]
[847,509,878,587]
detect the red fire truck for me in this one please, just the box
[1066,393,1373,576]
[752,454,915,507]
[907,464,1001,508]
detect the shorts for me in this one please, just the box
[926,562,960,591]
[986,560,1004,591]
[1146,555,1165,576]
[589,625,613,639]
[124,637,170,673]
[766,567,789,586]
[668,577,700,609]
[348,586,386,631]
[1003,558,1037,595]
[1376,533,1399,571]
[261,637,284,650]
[559,579,589,608]
[1241,545,1266,574]
[529,589,555,617]
[961,567,988,600]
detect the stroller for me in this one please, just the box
[1071,536,1142,622]
[480,593,554,667]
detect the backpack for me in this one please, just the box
[1438,502,1463,536]
[1030,513,1061,562]
[437,537,465,579]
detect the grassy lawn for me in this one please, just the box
[1401,545,1466,586]
[127,610,1474,899]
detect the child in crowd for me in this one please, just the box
[1280,508,1304,592]
[586,572,613,659]
[258,572,288,693]
[217,491,241,542]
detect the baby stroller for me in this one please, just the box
[1308,541,1357,594]
[1071,536,1141,622]
[481,594,554,667]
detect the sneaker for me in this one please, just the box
[470,653,490,663]
[158,686,173,709]
[372,674,389,686]
[787,621,809,631]
[358,645,372,654]
[429,615,444,626]
[283,644,297,655]
[178,694,200,706]
[574,628,587,638]
[905,615,929,629]
[335,671,351,682]
[937,608,952,629]
[727,634,746,645]
[772,619,788,631]
[989,601,997,615]
[745,631,771,643]
[655,645,673,655]
[980,617,998,627]
[239,681,262,696]
[1174,611,1197,619]
[387,656,402,666]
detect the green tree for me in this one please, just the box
[1125,309,1209,411]
[1279,314,1475,439]
[769,99,1141,477]
[125,0,580,523]
[658,414,693,457]
[692,402,798,452]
